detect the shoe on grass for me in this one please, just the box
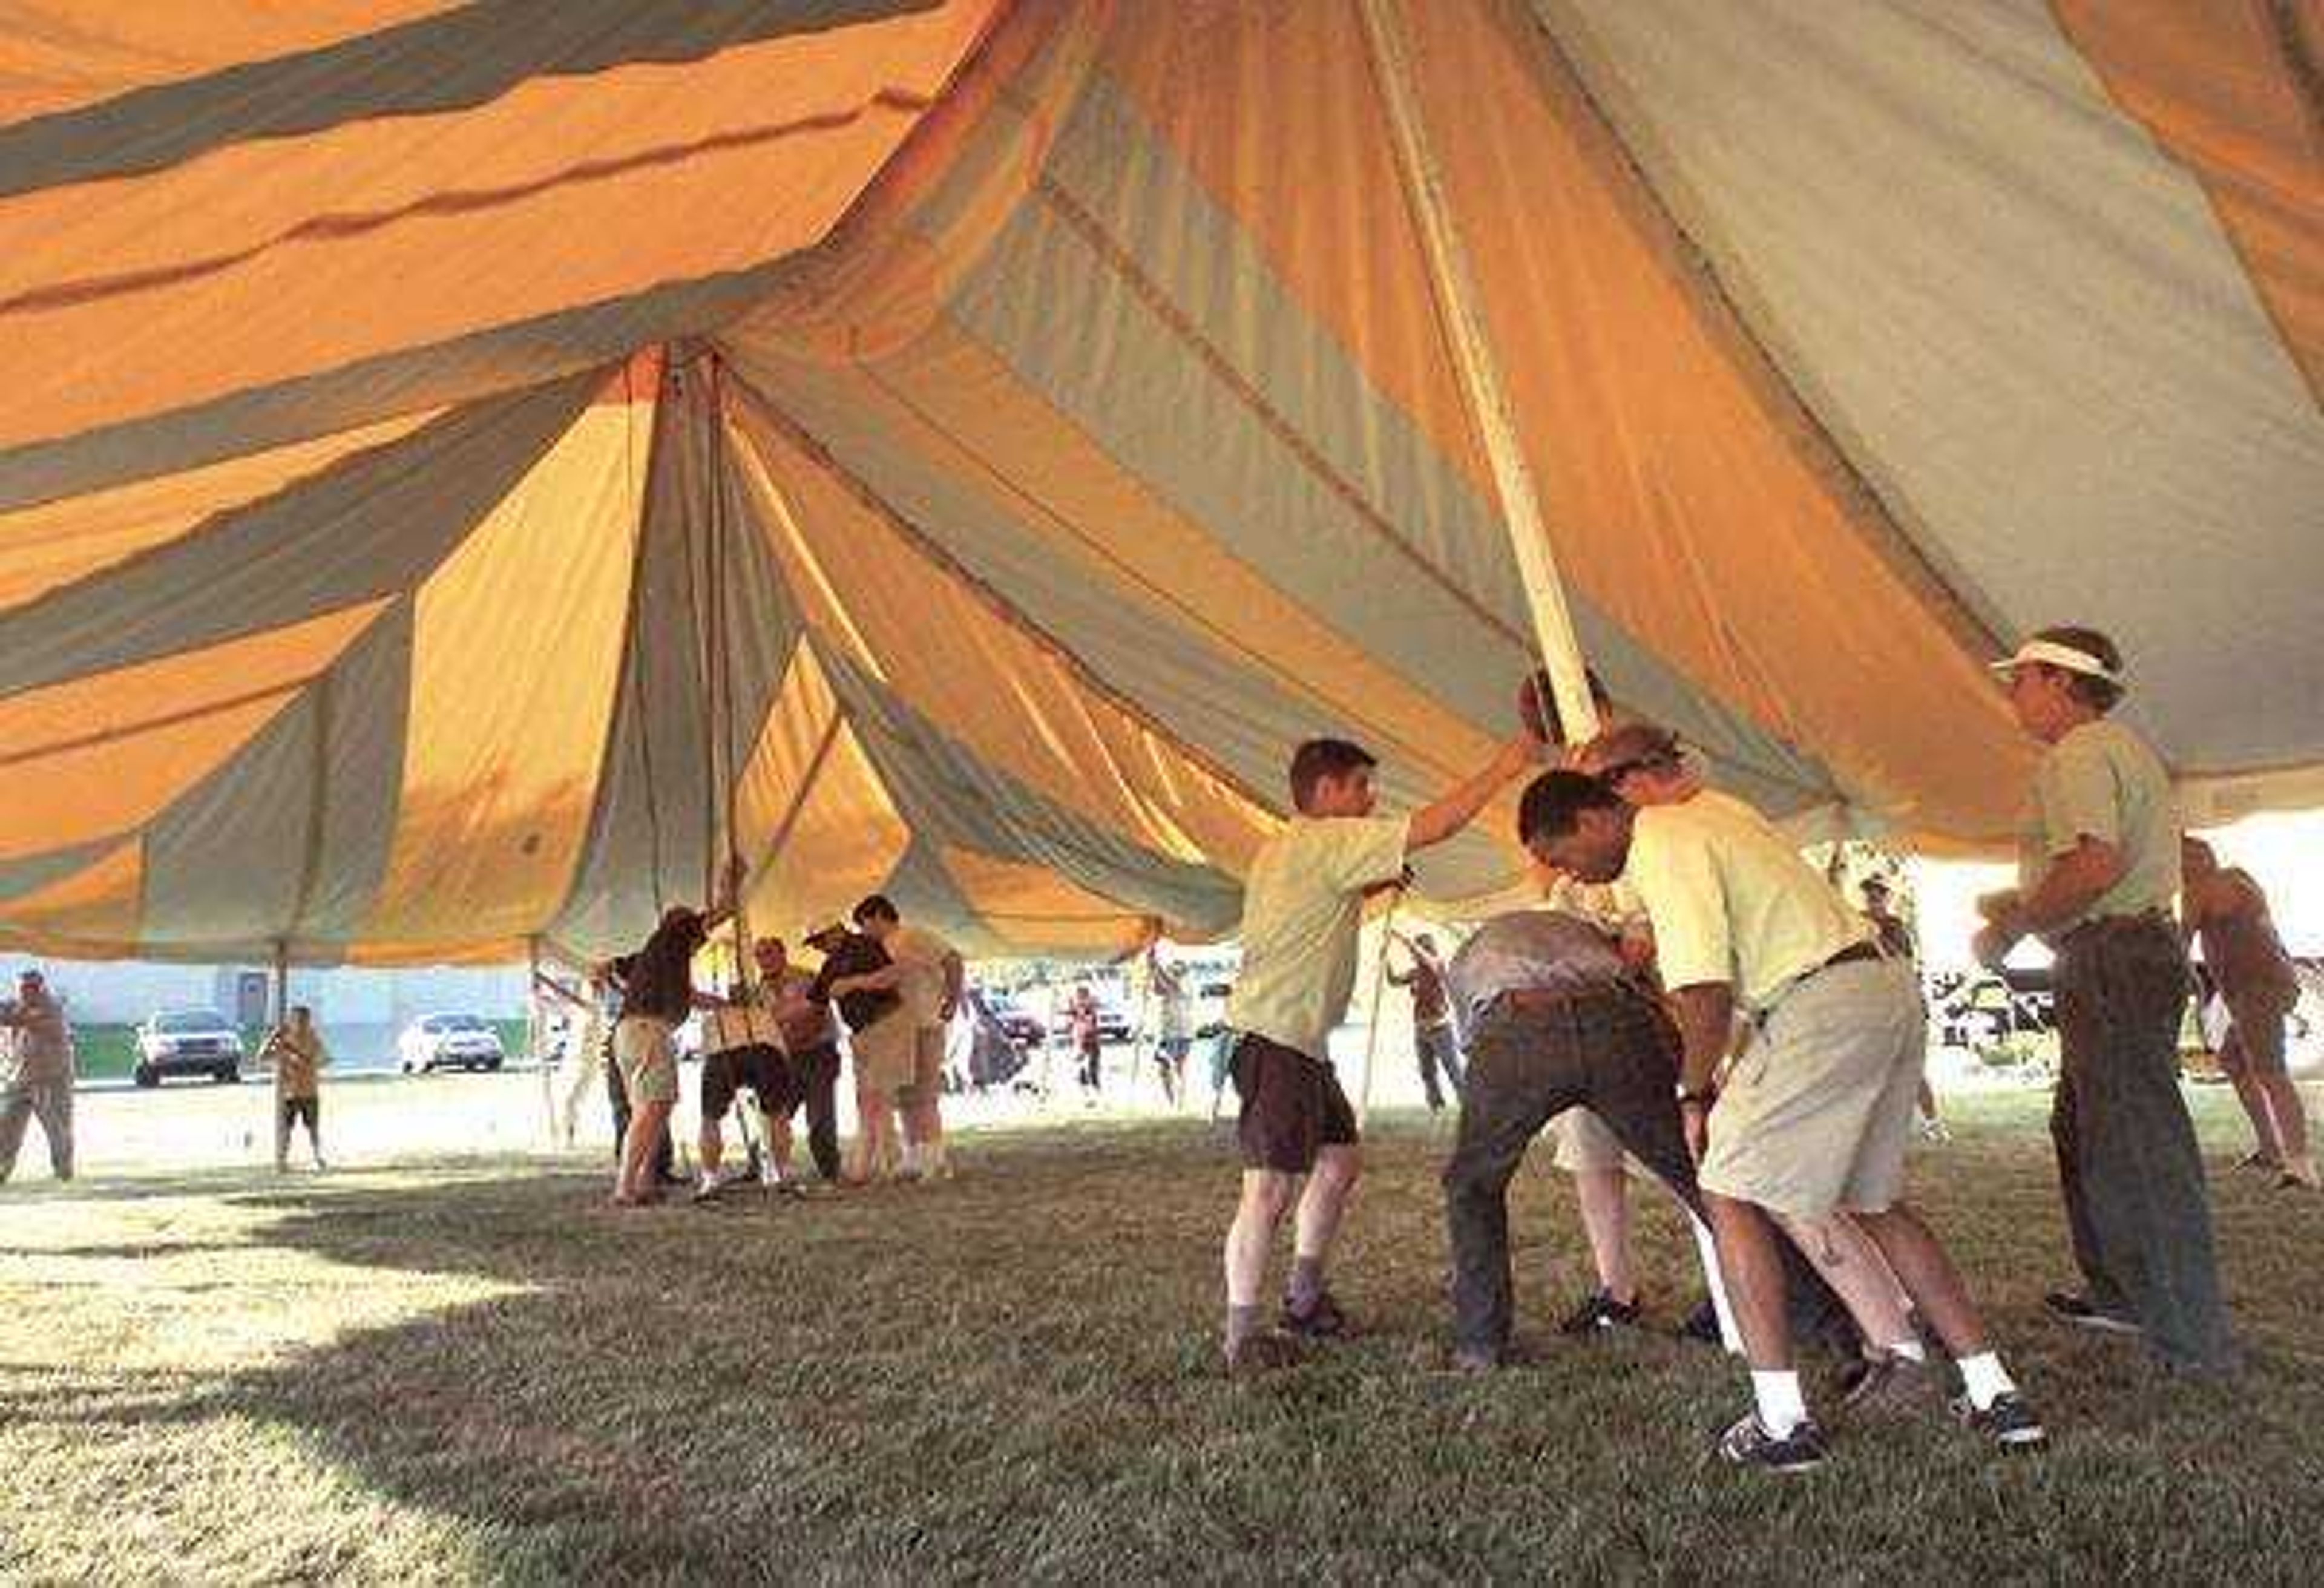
[1676,1297,1724,1347]
[1281,1290,1350,1339]
[1715,1411,1829,1475]
[1836,1351,1934,1417]
[2043,1291,2142,1335]
[2232,1149,2282,1173]
[1560,1288,1644,1337]
[1952,1390,2047,1450]
[1223,1331,1302,1375]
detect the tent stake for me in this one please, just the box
[1356,0,1599,745]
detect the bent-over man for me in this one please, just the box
[1527,770,2042,1472]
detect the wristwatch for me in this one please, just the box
[1675,1087,1715,1109]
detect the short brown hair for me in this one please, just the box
[2030,625,2124,712]
[1288,738,1376,812]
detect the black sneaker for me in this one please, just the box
[1559,1288,1644,1337]
[1281,1290,1350,1339]
[1952,1390,2047,1450]
[1836,1351,1934,1417]
[2043,1291,2142,1336]
[1224,1331,1302,1376]
[1715,1411,1829,1475]
[1676,1298,1723,1347]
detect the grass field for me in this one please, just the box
[2,1091,2319,1583]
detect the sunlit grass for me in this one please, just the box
[2,1092,2319,1582]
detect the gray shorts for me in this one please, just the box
[1699,961,1924,1219]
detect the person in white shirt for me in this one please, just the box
[1525,766,2043,1472]
[1219,727,1541,1370]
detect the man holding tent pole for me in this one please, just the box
[1219,727,1543,1371]
[606,858,744,1206]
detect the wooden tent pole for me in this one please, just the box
[1354,895,1401,1131]
[1356,0,1600,744]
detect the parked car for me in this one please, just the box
[983,995,1046,1049]
[1049,995,1134,1045]
[133,1008,245,1087]
[1931,970,2053,1051]
[397,1013,507,1074]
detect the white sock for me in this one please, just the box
[1886,1337,1928,1364]
[901,1142,924,1175]
[1750,1370,1809,1437]
[1956,1352,2016,1411]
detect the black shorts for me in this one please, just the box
[1231,1033,1358,1173]
[701,1044,793,1121]
[278,1095,319,1130]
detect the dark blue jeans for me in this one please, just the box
[2052,915,2237,1371]
[1416,1022,1465,1110]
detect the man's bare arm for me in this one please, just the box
[1407,733,1541,851]
[1666,982,1736,1099]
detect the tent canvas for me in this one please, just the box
[0,0,2316,965]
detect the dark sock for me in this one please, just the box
[1287,1256,1326,1314]
[1224,1304,1264,1359]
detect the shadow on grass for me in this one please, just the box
[9,1106,2324,1581]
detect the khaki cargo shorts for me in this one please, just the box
[1698,962,1923,1219]
[611,1015,680,1106]
[849,1012,917,1096]
[1551,1106,1647,1178]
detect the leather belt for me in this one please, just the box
[1816,939,1882,976]
[1488,982,1649,1018]
[1753,939,1882,1028]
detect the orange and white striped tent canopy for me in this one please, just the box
[1,1,2317,964]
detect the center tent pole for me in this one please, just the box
[1355,0,1600,746]
[1354,893,1402,1132]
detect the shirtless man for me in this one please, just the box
[2183,836,2313,1189]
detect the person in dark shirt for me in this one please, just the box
[604,859,743,1206]
[806,922,911,1183]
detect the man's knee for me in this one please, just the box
[1239,1169,1298,1222]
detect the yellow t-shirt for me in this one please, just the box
[1623,794,1866,1012]
[888,925,955,1029]
[1227,814,1411,1059]
[1543,873,1648,935]
[2016,718,2179,933]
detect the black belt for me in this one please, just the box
[2056,908,2174,946]
[1814,940,1882,976]
[1754,940,1882,1027]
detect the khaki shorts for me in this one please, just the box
[612,1016,680,1106]
[849,1012,917,1096]
[1698,962,1923,1219]
[898,1025,947,1106]
[1551,1107,1647,1178]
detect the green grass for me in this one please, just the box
[2,1092,2320,1583]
